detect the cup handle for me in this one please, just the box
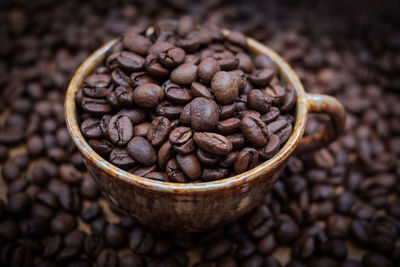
[296,93,346,153]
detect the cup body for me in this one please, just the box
[85,157,286,231]
[65,36,310,232]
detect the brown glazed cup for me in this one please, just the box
[65,29,346,232]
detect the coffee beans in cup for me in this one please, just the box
[76,18,296,182]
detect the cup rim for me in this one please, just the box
[65,32,308,193]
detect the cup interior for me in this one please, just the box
[65,34,308,193]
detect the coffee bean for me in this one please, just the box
[84,235,106,259]
[216,118,241,135]
[248,89,272,113]
[171,63,198,85]
[196,148,220,165]
[119,252,144,267]
[198,57,221,84]
[117,51,145,71]
[191,82,214,99]
[276,217,300,245]
[51,212,77,235]
[259,134,280,159]
[129,226,154,254]
[146,116,171,147]
[96,248,118,267]
[234,147,259,173]
[123,32,152,55]
[201,168,229,181]
[190,97,219,131]
[249,69,275,87]
[203,239,233,261]
[81,97,112,115]
[107,115,134,146]
[127,137,157,166]
[194,132,233,155]
[176,154,202,180]
[105,223,125,249]
[109,147,136,169]
[80,176,99,200]
[7,192,30,216]
[158,47,186,68]
[211,71,239,104]
[81,203,102,222]
[241,116,270,146]
[165,158,187,183]
[144,172,169,182]
[130,165,157,177]
[133,83,165,109]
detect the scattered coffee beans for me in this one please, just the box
[0,1,399,266]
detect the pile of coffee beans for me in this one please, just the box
[0,0,399,266]
[76,19,296,182]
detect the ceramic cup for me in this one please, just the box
[65,29,346,232]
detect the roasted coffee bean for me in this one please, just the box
[268,120,292,143]
[133,83,165,108]
[234,147,259,173]
[119,252,144,267]
[191,82,214,99]
[123,32,152,55]
[127,137,157,166]
[117,51,145,72]
[211,71,239,104]
[196,148,220,165]
[190,97,219,131]
[156,101,183,119]
[109,147,136,169]
[216,118,241,135]
[130,165,157,177]
[7,192,30,216]
[173,137,196,154]
[198,57,221,84]
[180,103,192,124]
[226,133,246,150]
[259,134,280,159]
[96,248,118,267]
[81,97,112,115]
[203,239,233,261]
[165,158,187,183]
[118,108,147,125]
[84,235,106,259]
[261,107,280,124]
[248,89,272,113]
[115,86,134,106]
[171,63,198,85]
[50,212,77,235]
[81,203,102,222]
[241,116,270,146]
[163,80,193,104]
[249,69,275,86]
[133,122,151,137]
[201,168,229,181]
[194,132,233,155]
[80,176,100,200]
[158,141,173,169]
[129,226,154,254]
[131,72,157,87]
[276,216,300,245]
[145,54,170,79]
[169,127,193,145]
[105,224,125,249]
[158,47,186,68]
[144,172,169,181]
[147,116,171,146]
[108,115,134,146]
[176,154,202,180]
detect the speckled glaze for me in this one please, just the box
[65,30,346,232]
